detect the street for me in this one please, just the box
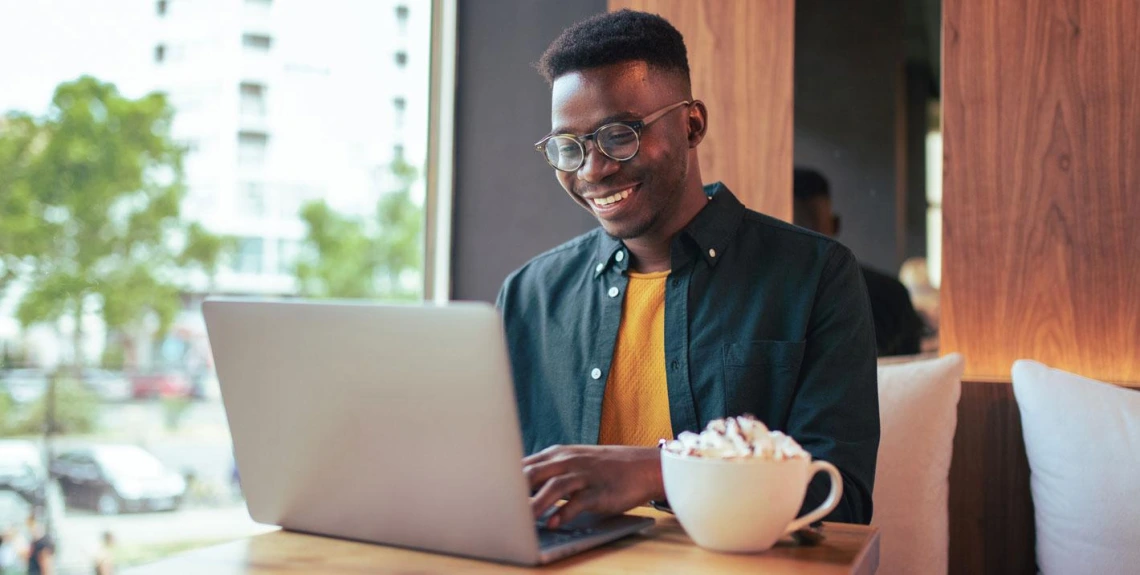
[4,399,274,574]
[55,505,276,574]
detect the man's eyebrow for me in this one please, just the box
[548,110,639,137]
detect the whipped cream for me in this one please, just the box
[659,414,809,461]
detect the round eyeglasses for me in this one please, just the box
[534,100,692,172]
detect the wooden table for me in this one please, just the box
[125,508,879,575]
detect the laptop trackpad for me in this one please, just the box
[537,512,654,551]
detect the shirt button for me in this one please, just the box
[671,277,681,287]
[709,248,717,258]
[670,360,680,371]
[608,286,619,298]
[591,368,602,380]
[595,262,604,273]
[615,251,625,262]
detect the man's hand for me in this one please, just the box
[523,445,664,529]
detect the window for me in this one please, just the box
[237,131,268,166]
[277,239,298,274]
[393,96,406,129]
[0,0,432,566]
[242,33,272,51]
[234,237,264,274]
[240,82,267,117]
[395,5,409,35]
[394,51,408,67]
[239,181,267,217]
[925,101,942,288]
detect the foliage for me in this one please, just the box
[161,396,193,431]
[0,391,13,434]
[294,201,382,299]
[100,340,126,370]
[374,160,424,293]
[0,76,231,365]
[2,375,99,436]
[294,158,423,300]
[0,342,21,370]
[0,112,47,298]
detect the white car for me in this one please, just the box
[0,440,47,506]
[82,369,133,402]
[51,445,187,515]
[1,369,48,404]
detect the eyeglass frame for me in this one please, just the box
[533,100,693,172]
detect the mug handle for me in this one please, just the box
[784,460,844,535]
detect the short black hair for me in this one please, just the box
[793,167,830,201]
[537,9,690,86]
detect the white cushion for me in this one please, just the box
[872,353,964,575]
[1012,360,1140,575]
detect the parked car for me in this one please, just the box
[129,371,192,399]
[0,368,49,404]
[0,440,47,508]
[50,445,186,515]
[81,369,132,402]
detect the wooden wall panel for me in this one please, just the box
[948,380,1036,575]
[608,0,794,220]
[941,0,1140,383]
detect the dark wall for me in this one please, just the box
[451,0,605,302]
[794,0,905,274]
[904,63,932,261]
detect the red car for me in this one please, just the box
[129,372,192,399]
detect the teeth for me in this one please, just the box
[594,188,632,207]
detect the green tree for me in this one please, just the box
[4,375,99,436]
[295,201,381,298]
[295,159,423,300]
[0,112,49,298]
[0,76,229,367]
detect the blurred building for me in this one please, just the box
[152,0,429,295]
[0,0,431,368]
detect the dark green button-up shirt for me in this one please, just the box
[496,183,879,524]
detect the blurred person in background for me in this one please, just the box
[0,522,28,575]
[24,513,53,575]
[93,531,115,575]
[793,167,923,357]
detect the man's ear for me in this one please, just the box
[687,100,708,147]
[833,215,842,237]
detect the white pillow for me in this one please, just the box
[872,353,964,575]
[1012,360,1140,575]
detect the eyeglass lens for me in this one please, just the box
[543,123,640,171]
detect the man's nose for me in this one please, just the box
[576,141,621,184]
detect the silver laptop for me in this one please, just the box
[202,298,654,565]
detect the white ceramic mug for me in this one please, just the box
[661,450,843,553]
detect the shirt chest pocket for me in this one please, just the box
[722,340,806,426]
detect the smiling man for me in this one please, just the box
[496,10,879,529]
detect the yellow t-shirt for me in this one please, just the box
[598,270,672,446]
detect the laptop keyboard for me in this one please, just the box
[537,524,601,548]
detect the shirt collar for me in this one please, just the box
[592,181,746,276]
[678,182,746,268]
[593,232,628,277]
